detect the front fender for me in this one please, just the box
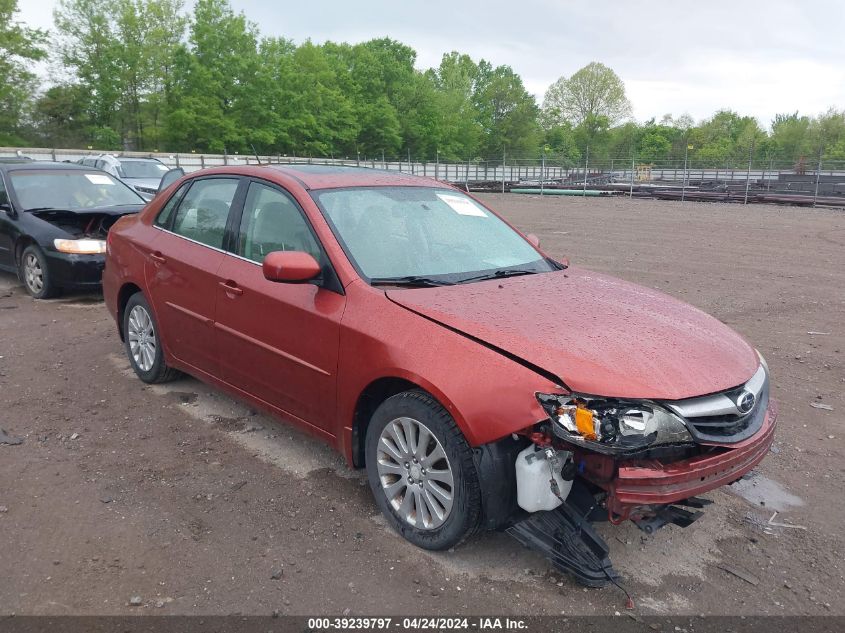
[336,282,561,462]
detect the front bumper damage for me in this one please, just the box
[499,399,778,588]
[593,399,777,520]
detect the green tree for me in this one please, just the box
[769,113,811,163]
[808,109,845,161]
[426,52,482,160]
[285,42,358,157]
[137,0,186,150]
[473,61,540,158]
[164,0,260,152]
[542,62,632,131]
[30,84,91,147]
[0,0,47,144]
[54,0,123,147]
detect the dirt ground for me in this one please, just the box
[0,195,843,617]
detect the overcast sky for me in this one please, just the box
[18,0,845,128]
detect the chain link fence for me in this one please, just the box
[3,146,844,207]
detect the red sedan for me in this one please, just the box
[103,165,775,584]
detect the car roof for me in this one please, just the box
[116,157,163,163]
[254,164,444,191]
[0,161,98,173]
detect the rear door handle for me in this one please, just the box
[219,280,243,296]
[150,251,166,264]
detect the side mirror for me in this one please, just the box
[263,251,321,283]
[0,201,15,218]
[526,233,540,248]
[157,167,185,195]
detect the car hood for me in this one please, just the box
[385,267,759,400]
[122,177,161,188]
[30,204,144,218]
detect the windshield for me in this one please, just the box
[118,160,169,179]
[312,186,555,283]
[10,170,145,210]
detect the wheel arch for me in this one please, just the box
[116,282,143,342]
[351,376,421,469]
[350,373,468,469]
[14,236,37,269]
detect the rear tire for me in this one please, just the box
[365,390,481,551]
[123,292,180,384]
[20,245,60,299]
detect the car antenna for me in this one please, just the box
[251,144,263,165]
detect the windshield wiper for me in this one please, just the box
[456,268,538,284]
[370,275,455,288]
[25,206,62,212]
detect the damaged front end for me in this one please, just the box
[499,360,776,588]
[33,209,127,249]
[31,207,139,289]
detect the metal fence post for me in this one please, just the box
[540,152,545,196]
[501,148,506,193]
[743,142,754,205]
[582,146,589,195]
[630,154,635,198]
[813,147,823,207]
[435,150,439,181]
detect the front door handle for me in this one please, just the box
[219,280,243,296]
[150,251,166,264]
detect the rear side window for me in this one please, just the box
[154,182,189,229]
[171,178,239,249]
[237,182,321,263]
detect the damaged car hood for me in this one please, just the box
[385,267,759,400]
[29,204,143,218]
[31,205,143,238]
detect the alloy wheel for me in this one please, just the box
[127,304,157,372]
[376,417,454,530]
[23,253,44,295]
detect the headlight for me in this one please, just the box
[53,238,107,254]
[536,393,692,452]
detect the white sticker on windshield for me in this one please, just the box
[437,193,487,217]
[85,174,114,185]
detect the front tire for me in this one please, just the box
[123,292,179,384]
[20,245,60,299]
[365,390,481,550]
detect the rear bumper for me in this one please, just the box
[604,399,777,517]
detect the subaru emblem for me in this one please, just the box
[737,391,756,414]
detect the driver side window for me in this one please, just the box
[237,182,321,264]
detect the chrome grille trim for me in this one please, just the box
[663,364,769,444]
[666,364,767,419]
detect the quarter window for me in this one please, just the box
[171,178,239,249]
[237,182,320,263]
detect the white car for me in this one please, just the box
[77,155,170,200]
